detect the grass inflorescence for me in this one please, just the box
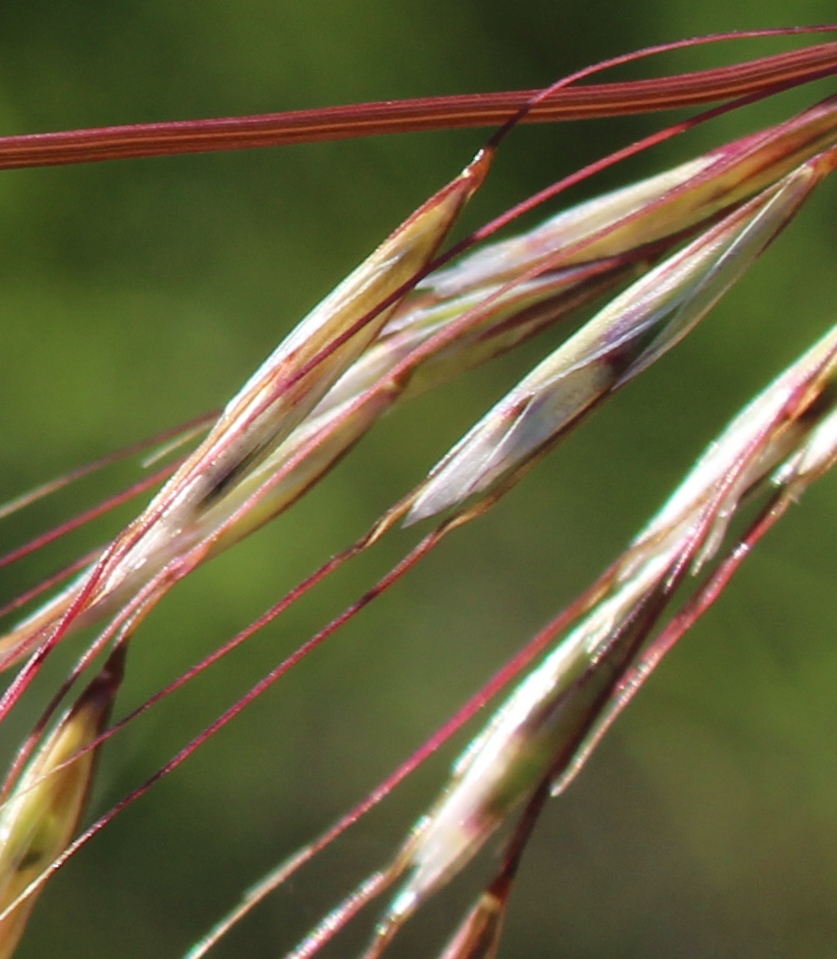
[1,26,837,959]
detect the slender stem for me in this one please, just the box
[1,32,835,170]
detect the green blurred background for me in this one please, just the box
[1,2,836,957]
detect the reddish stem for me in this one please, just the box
[0,31,835,170]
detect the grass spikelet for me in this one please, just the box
[432,780,549,959]
[0,149,491,671]
[406,148,834,524]
[346,307,837,959]
[0,647,125,957]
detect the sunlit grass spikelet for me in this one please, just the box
[406,151,834,524]
[351,302,837,959]
[0,149,491,671]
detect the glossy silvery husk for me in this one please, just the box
[405,154,831,524]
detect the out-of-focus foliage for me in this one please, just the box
[0,3,835,958]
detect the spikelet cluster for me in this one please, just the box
[1,37,837,959]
